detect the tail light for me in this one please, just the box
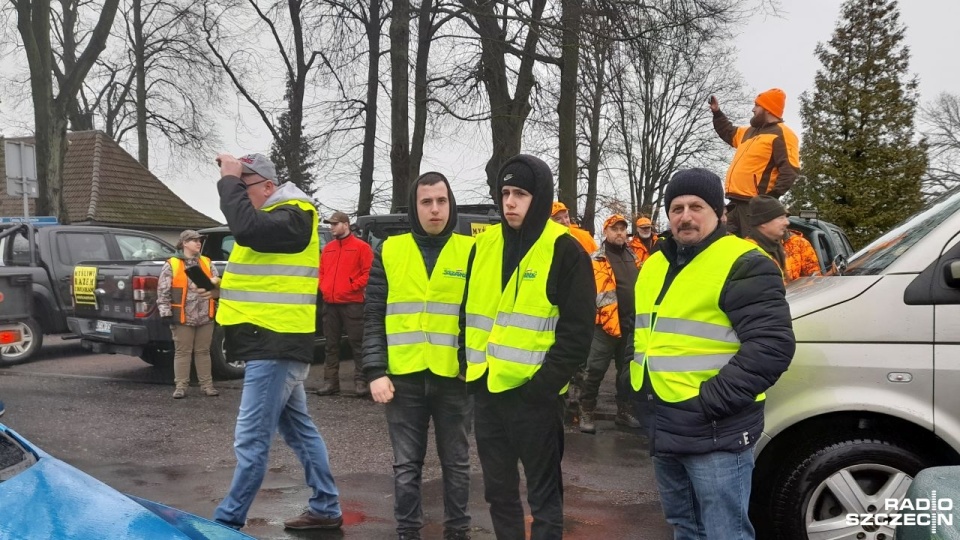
[0,329,22,345]
[133,276,159,318]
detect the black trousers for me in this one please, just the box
[474,385,565,539]
[321,302,364,383]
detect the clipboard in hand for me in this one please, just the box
[185,264,215,291]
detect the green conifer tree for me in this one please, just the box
[791,0,927,249]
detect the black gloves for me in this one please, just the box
[161,315,174,326]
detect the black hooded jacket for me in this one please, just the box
[360,173,461,382]
[458,155,595,402]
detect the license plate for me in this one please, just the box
[95,320,113,333]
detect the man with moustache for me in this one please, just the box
[361,172,473,540]
[710,89,800,237]
[460,154,594,539]
[630,169,794,539]
[628,216,659,267]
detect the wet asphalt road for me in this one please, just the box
[0,337,672,539]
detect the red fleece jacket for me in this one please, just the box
[319,234,373,304]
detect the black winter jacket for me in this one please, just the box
[360,173,462,383]
[217,176,316,364]
[458,155,595,405]
[647,226,795,455]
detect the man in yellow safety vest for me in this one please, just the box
[631,168,794,539]
[361,172,473,540]
[460,154,594,539]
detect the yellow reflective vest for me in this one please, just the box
[382,233,474,377]
[216,198,320,334]
[631,235,766,404]
[464,220,568,393]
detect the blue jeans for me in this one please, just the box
[653,450,755,540]
[214,360,341,528]
[385,372,472,534]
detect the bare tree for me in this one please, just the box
[13,0,121,221]
[919,92,960,199]
[389,0,411,210]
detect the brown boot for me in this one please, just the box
[615,400,642,428]
[316,380,340,396]
[283,511,343,530]
[579,402,596,434]
[355,380,370,397]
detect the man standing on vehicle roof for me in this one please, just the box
[710,89,800,237]
[362,171,473,540]
[461,154,595,539]
[208,152,343,532]
[317,211,373,397]
[632,168,794,539]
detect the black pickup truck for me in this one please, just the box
[0,223,176,365]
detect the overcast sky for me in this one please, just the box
[4,1,959,224]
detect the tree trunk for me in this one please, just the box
[133,0,148,166]
[357,0,380,216]
[389,0,411,212]
[583,45,606,236]
[556,0,581,217]
[409,0,433,182]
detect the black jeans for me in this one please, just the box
[321,302,364,383]
[580,326,630,407]
[385,371,472,534]
[474,385,565,540]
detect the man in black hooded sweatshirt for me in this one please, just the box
[459,154,595,539]
[361,172,473,540]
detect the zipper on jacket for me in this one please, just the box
[712,420,718,446]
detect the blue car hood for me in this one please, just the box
[0,425,251,540]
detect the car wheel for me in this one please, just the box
[770,436,931,540]
[0,317,43,366]
[210,324,245,380]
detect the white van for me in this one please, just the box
[751,189,960,539]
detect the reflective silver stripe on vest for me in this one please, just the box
[387,332,427,346]
[596,290,617,308]
[636,314,651,329]
[654,317,739,344]
[219,290,316,305]
[386,302,424,315]
[647,354,734,372]
[633,352,645,365]
[467,314,495,332]
[466,348,486,364]
[427,332,458,348]
[495,313,558,333]
[225,262,319,278]
[488,343,547,366]
[426,302,460,316]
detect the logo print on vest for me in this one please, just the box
[443,268,466,279]
[522,269,538,280]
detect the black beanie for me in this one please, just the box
[663,168,725,218]
[499,160,538,195]
[748,195,788,226]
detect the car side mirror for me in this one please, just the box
[943,260,960,288]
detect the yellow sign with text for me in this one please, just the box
[73,266,98,306]
[470,223,490,236]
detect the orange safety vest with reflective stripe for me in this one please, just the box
[592,243,641,338]
[464,221,567,392]
[631,235,765,405]
[168,256,215,324]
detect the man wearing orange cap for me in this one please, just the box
[579,213,643,433]
[709,89,800,237]
[551,201,598,254]
[628,216,659,266]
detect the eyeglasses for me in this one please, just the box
[243,178,270,189]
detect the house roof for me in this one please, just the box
[4,130,220,229]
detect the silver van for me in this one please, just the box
[751,188,960,539]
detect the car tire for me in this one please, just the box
[0,317,43,366]
[769,436,931,540]
[210,324,245,380]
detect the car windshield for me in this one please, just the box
[843,188,960,276]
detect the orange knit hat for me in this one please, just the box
[755,88,786,119]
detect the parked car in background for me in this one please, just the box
[0,223,175,365]
[751,187,960,539]
[787,211,856,275]
[355,204,501,250]
[0,422,252,539]
[0,272,32,352]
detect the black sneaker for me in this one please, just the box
[316,381,340,396]
[398,530,422,540]
[443,528,471,540]
[283,511,343,530]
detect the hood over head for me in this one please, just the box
[408,171,459,237]
[495,154,556,288]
